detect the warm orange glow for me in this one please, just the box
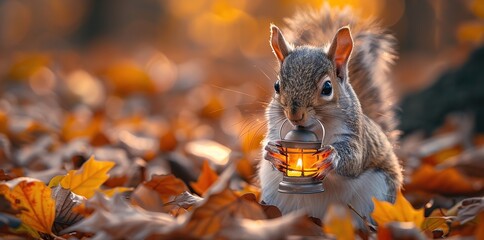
[287,158,303,177]
[285,148,321,177]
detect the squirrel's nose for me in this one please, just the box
[286,110,306,126]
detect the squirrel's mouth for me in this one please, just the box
[287,116,317,129]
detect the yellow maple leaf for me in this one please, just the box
[190,160,219,195]
[0,178,55,234]
[371,191,424,229]
[60,156,115,198]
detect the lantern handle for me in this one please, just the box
[314,118,326,148]
[278,118,326,147]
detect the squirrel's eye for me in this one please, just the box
[321,81,332,96]
[274,80,280,94]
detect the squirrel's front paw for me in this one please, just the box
[264,141,288,172]
[311,145,338,180]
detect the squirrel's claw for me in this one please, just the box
[311,145,337,180]
[264,151,288,172]
[264,141,288,172]
[264,141,287,156]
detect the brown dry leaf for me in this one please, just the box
[143,174,188,202]
[323,204,354,240]
[0,169,14,181]
[216,211,322,239]
[378,222,426,240]
[165,191,203,209]
[449,197,484,224]
[236,183,261,202]
[190,160,219,195]
[0,177,55,234]
[159,130,178,152]
[475,212,484,239]
[405,164,484,195]
[184,186,266,238]
[422,145,463,166]
[51,186,85,234]
[437,147,484,178]
[240,193,282,219]
[130,184,165,212]
[62,193,178,239]
[372,191,424,229]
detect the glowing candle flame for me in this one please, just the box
[288,158,304,177]
[296,158,303,170]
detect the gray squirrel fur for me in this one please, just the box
[259,5,403,228]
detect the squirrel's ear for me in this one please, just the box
[328,27,353,78]
[270,24,292,63]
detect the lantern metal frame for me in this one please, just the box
[277,119,326,194]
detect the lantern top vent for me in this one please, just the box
[283,126,318,142]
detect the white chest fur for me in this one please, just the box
[258,159,389,228]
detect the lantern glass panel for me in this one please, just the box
[284,147,319,177]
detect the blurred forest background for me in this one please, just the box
[1,0,483,206]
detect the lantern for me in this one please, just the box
[278,119,326,194]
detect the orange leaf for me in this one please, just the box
[60,156,115,198]
[102,60,155,95]
[185,187,266,238]
[476,212,484,239]
[0,178,55,234]
[143,174,188,202]
[371,191,424,229]
[323,204,355,240]
[190,160,219,195]
[406,164,484,195]
[61,113,104,141]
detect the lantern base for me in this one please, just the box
[278,176,324,194]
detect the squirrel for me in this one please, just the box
[259,5,403,228]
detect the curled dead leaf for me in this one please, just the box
[63,193,178,239]
[143,174,188,202]
[240,193,281,219]
[216,211,322,240]
[164,191,203,209]
[51,186,85,234]
[184,186,266,238]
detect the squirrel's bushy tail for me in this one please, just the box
[283,4,399,143]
